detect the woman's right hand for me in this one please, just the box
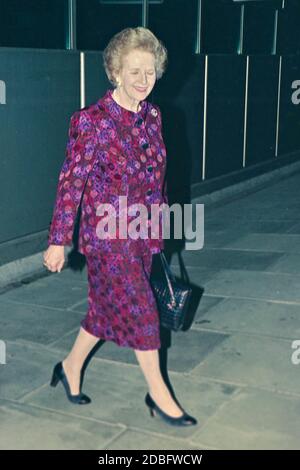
[43,245,65,273]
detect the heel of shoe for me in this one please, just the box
[145,393,156,417]
[148,406,156,417]
[50,370,60,387]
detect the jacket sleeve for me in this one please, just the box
[47,110,97,247]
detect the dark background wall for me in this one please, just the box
[0,0,300,264]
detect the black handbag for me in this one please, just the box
[150,251,192,332]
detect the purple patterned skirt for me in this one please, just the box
[81,243,161,351]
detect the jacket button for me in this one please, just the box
[142,142,149,149]
[147,165,153,172]
[146,189,152,195]
[136,118,143,126]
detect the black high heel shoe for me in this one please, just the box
[50,362,91,405]
[145,393,197,427]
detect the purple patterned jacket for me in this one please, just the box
[47,88,168,257]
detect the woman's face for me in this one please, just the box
[116,48,156,103]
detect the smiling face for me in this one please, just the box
[114,48,156,111]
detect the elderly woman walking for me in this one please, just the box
[43,27,197,427]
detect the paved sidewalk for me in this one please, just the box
[1,169,300,450]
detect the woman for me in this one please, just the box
[43,27,197,427]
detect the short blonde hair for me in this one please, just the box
[103,27,168,87]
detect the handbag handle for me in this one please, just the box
[159,251,177,307]
[177,252,191,284]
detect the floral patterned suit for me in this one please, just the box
[48,88,168,349]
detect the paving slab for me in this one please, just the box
[189,389,300,450]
